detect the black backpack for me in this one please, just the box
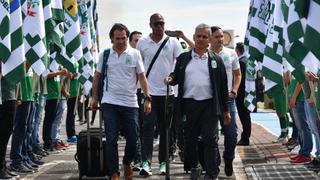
[98,49,110,101]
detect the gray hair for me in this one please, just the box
[195,23,212,36]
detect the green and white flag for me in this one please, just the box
[63,0,82,67]
[262,0,284,97]
[0,0,10,62]
[87,0,99,63]
[2,0,26,85]
[78,0,93,95]
[244,0,270,111]
[244,57,257,112]
[304,0,320,60]
[282,0,308,82]
[23,0,48,75]
[247,0,269,63]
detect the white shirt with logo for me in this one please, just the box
[217,47,240,92]
[183,51,213,100]
[136,35,182,96]
[97,47,144,108]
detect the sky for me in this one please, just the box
[96,0,250,49]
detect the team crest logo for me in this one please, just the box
[27,0,40,17]
[64,0,78,18]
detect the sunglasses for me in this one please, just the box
[153,22,165,26]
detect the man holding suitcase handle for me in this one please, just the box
[91,23,151,180]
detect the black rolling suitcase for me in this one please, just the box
[75,107,107,179]
[184,137,206,173]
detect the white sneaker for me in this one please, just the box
[272,136,288,145]
[290,145,301,155]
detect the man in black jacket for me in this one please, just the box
[164,23,230,180]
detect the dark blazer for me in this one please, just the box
[169,50,229,117]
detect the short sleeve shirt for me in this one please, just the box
[217,47,240,92]
[136,35,182,96]
[97,47,144,108]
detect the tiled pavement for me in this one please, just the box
[5,112,320,179]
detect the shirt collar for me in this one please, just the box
[110,46,130,56]
[192,50,208,60]
[147,34,168,44]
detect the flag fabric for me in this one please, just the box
[87,0,99,63]
[282,0,309,81]
[244,57,258,112]
[262,0,284,97]
[78,1,93,95]
[2,0,26,85]
[247,0,269,63]
[304,0,320,60]
[23,0,48,75]
[244,0,270,111]
[0,0,11,62]
[54,0,82,73]
[64,0,83,65]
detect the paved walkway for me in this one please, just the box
[5,112,320,179]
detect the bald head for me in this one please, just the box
[150,13,164,22]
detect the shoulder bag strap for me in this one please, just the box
[146,37,170,78]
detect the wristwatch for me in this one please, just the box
[144,96,152,102]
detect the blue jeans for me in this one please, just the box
[10,102,32,165]
[304,100,320,159]
[31,95,46,150]
[102,103,138,176]
[52,99,67,142]
[292,100,313,157]
[221,98,238,163]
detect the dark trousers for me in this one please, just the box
[235,94,251,141]
[102,103,138,176]
[183,98,220,177]
[42,99,58,149]
[10,101,33,165]
[66,97,76,139]
[133,90,143,163]
[0,100,16,169]
[141,95,173,163]
[171,97,184,153]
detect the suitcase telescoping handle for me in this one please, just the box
[85,106,104,174]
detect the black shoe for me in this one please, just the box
[204,174,219,180]
[190,168,202,180]
[24,162,38,171]
[10,163,34,174]
[0,167,13,179]
[178,151,184,162]
[237,139,249,146]
[5,167,19,178]
[224,161,233,177]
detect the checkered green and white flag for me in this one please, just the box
[87,0,99,63]
[2,0,26,85]
[262,0,285,97]
[63,0,82,66]
[244,57,258,112]
[244,0,270,111]
[78,0,93,95]
[22,0,48,75]
[282,0,308,82]
[0,0,10,62]
[304,0,320,61]
[247,0,269,63]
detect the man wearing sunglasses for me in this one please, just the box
[136,13,182,176]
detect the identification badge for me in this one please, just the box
[125,55,133,65]
[211,60,217,68]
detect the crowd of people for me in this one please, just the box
[3,12,319,180]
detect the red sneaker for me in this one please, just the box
[53,142,66,151]
[290,155,301,160]
[290,155,311,164]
